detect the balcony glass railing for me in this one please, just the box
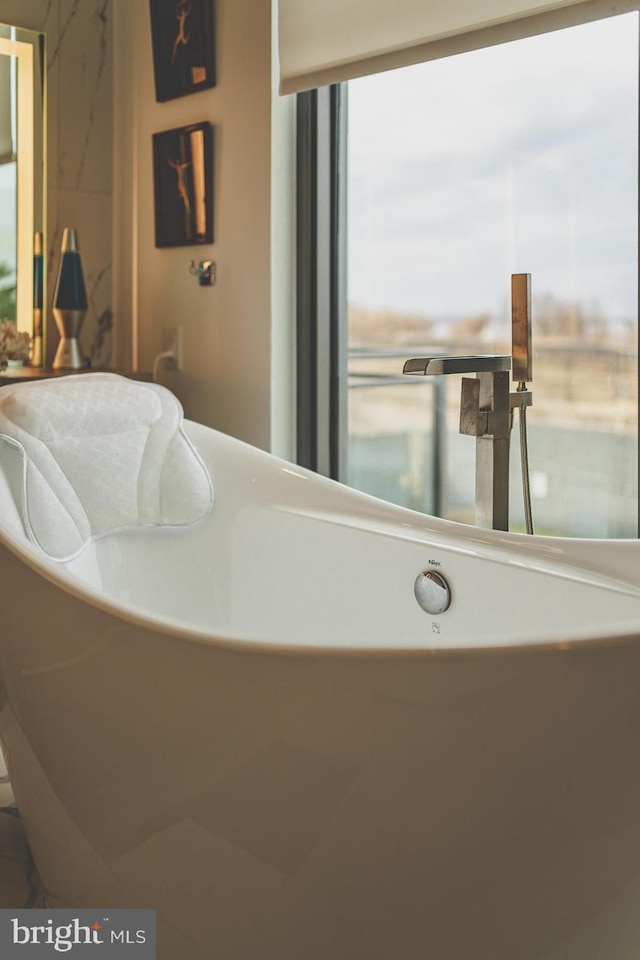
[346,336,637,537]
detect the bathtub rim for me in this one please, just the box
[2,512,640,662]
[2,417,640,660]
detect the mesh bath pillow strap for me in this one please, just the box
[0,372,214,561]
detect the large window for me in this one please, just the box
[345,13,638,536]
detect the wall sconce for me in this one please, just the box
[188,259,216,286]
[52,228,87,369]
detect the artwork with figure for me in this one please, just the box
[149,0,216,102]
[152,123,214,247]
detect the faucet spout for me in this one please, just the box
[403,355,511,377]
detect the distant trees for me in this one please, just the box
[348,293,622,350]
[348,305,435,347]
[450,312,491,340]
[533,292,607,342]
[0,260,16,321]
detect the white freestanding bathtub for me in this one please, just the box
[1,417,640,959]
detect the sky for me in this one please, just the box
[347,12,639,330]
[0,13,637,331]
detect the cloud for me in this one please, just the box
[347,11,639,322]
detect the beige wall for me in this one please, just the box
[113,0,293,452]
[0,0,114,366]
[1,0,294,452]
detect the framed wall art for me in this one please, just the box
[152,122,214,247]
[149,0,216,102]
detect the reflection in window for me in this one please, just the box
[0,160,16,321]
[346,13,638,537]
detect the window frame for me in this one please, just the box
[295,8,640,535]
[295,85,347,479]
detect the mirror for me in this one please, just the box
[0,24,45,361]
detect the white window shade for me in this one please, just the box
[279,0,595,93]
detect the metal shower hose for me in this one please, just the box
[517,382,534,536]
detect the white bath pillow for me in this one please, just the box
[0,372,213,561]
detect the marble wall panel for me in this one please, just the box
[56,0,112,194]
[0,0,114,366]
[0,0,54,32]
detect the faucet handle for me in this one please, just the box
[460,378,483,436]
[403,355,511,376]
[512,274,533,383]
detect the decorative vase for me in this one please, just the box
[52,228,87,370]
[31,230,43,367]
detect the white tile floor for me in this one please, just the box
[0,752,42,907]
[0,808,35,907]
